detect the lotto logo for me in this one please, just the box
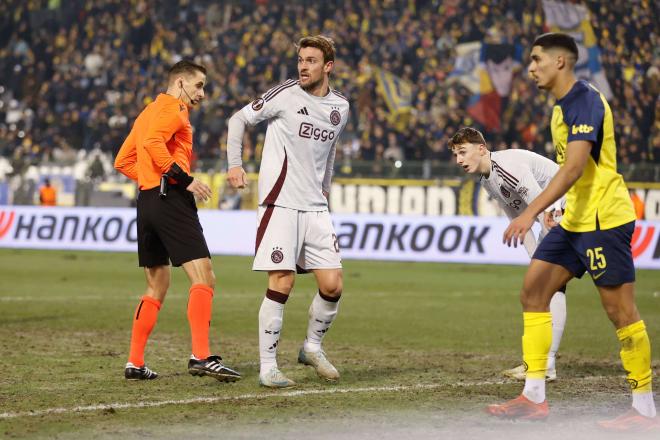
[571,124,594,135]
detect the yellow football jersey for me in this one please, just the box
[551,81,635,232]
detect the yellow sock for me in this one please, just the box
[522,312,552,380]
[617,320,652,393]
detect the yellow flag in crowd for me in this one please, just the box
[373,67,413,132]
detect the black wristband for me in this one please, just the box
[166,162,194,187]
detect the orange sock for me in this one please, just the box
[187,284,214,360]
[128,296,161,366]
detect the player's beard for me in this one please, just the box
[300,75,323,92]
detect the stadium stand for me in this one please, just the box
[0,0,657,185]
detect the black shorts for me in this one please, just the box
[533,221,635,286]
[137,185,210,267]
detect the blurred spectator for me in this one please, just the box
[39,177,56,206]
[219,186,242,210]
[87,152,107,181]
[0,0,656,173]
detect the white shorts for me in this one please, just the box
[253,205,342,272]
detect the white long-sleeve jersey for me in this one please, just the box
[227,79,349,211]
[481,149,565,257]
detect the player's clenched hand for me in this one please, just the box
[227,166,248,189]
[186,178,212,202]
[503,212,535,248]
[543,211,557,229]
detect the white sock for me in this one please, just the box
[548,291,566,371]
[632,391,657,417]
[523,378,546,404]
[259,296,285,376]
[303,292,340,353]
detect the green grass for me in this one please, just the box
[0,249,658,438]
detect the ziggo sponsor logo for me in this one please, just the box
[0,210,137,242]
[298,122,335,142]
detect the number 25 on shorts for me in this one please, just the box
[586,246,607,271]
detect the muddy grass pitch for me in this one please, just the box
[1,249,658,439]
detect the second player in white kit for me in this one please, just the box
[449,127,567,382]
[226,35,348,388]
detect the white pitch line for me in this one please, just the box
[0,375,621,420]
[0,380,504,419]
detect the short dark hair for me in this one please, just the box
[168,60,206,82]
[448,127,487,151]
[532,33,579,63]
[297,35,336,64]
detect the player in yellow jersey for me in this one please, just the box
[485,33,658,432]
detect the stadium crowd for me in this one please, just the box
[0,0,658,178]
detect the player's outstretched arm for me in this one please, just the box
[543,211,556,229]
[503,140,591,247]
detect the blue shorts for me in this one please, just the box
[532,221,635,286]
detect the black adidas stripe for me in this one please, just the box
[493,167,517,188]
[496,171,517,189]
[493,162,518,187]
[135,300,144,320]
[494,167,518,188]
[265,81,298,102]
[493,161,519,184]
[332,90,348,101]
[263,79,295,101]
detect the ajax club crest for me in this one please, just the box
[330,109,341,126]
[271,247,284,264]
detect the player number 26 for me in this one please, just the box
[586,247,607,270]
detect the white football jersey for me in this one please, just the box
[481,149,565,256]
[241,79,349,211]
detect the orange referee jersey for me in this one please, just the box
[115,94,193,190]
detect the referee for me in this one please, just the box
[114,60,240,382]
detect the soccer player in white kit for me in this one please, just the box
[449,127,567,382]
[226,36,349,388]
